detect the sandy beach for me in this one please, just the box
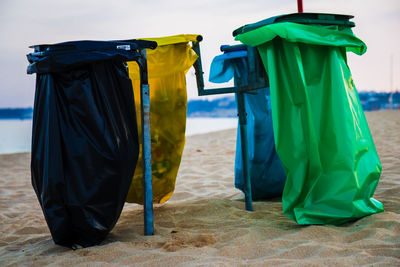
[0,110,399,266]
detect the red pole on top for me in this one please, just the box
[297,0,303,13]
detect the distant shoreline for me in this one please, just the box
[1,91,399,119]
[0,108,33,120]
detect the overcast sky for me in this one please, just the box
[0,0,399,107]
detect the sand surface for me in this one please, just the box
[0,110,399,266]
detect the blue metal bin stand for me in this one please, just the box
[192,41,269,211]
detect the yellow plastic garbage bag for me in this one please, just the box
[126,34,199,204]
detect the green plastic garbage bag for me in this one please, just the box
[236,22,383,225]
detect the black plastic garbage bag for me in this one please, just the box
[27,40,141,248]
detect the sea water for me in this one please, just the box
[0,118,237,154]
[185,117,237,136]
[0,120,33,154]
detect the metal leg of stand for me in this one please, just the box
[192,40,258,211]
[236,92,253,211]
[139,49,154,235]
